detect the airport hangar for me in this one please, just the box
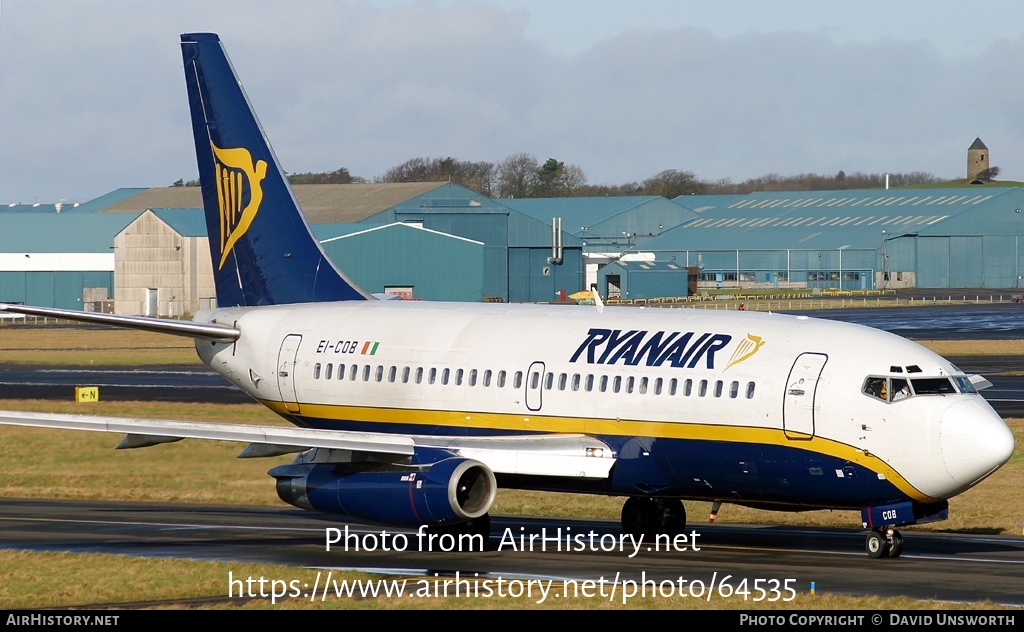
[652,186,1024,297]
[4,181,1024,315]
[101,183,687,314]
[96,182,586,315]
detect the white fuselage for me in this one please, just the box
[196,301,1014,506]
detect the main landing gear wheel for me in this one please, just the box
[621,497,686,537]
[865,527,903,559]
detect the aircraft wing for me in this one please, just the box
[0,410,615,478]
[0,410,412,456]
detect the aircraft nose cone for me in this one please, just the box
[940,400,1015,487]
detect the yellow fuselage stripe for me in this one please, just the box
[259,399,933,503]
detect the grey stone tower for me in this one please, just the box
[967,137,989,181]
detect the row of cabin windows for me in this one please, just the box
[311,362,757,400]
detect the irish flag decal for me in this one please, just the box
[361,341,380,355]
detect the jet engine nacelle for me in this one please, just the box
[269,457,497,527]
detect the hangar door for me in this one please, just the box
[915,237,949,288]
[949,236,984,287]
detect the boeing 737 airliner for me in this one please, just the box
[0,33,1014,559]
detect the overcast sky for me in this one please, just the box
[2,0,1023,203]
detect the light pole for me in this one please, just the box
[880,230,889,289]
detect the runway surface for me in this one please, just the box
[3,498,1023,607]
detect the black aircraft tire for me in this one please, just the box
[866,530,890,559]
[887,530,904,558]
[621,496,659,537]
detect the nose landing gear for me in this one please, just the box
[866,527,904,558]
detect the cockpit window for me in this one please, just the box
[890,378,910,401]
[953,376,977,394]
[864,375,968,403]
[863,377,888,401]
[911,377,957,395]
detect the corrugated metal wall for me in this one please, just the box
[0,271,113,310]
[321,225,485,302]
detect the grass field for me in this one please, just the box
[0,326,1020,609]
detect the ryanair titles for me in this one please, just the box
[570,328,732,369]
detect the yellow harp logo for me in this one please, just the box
[212,142,268,269]
[724,333,766,371]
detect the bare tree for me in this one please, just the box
[495,153,540,198]
[641,169,705,198]
[288,167,360,184]
[378,157,496,194]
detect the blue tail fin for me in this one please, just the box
[180,33,370,307]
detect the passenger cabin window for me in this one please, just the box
[313,363,321,379]
[325,364,332,380]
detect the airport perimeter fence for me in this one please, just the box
[606,292,1023,312]
[0,292,1021,326]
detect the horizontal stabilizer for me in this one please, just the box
[0,303,240,342]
